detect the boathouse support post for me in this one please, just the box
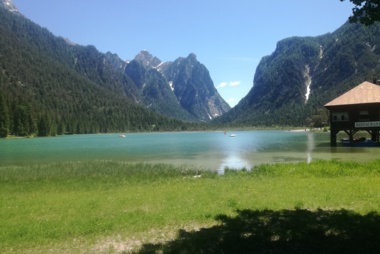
[369,130,376,142]
[370,129,380,142]
[330,129,339,146]
[344,129,358,143]
[366,129,378,142]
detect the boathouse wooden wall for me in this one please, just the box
[327,103,380,146]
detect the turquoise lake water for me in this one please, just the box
[1,130,380,171]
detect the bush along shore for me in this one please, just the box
[1,160,380,253]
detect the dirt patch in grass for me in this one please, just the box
[91,222,217,253]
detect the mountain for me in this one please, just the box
[216,22,380,127]
[159,53,231,121]
[0,0,232,137]
[133,50,162,69]
[0,0,20,14]
[124,51,198,121]
[0,2,198,137]
[126,50,231,121]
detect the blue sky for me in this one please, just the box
[12,0,354,107]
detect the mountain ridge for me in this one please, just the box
[0,3,215,137]
[216,21,380,127]
[129,50,231,121]
[0,0,231,139]
[4,0,379,131]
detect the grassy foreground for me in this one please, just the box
[1,160,380,253]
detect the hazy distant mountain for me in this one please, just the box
[125,53,196,121]
[216,22,380,126]
[73,46,230,122]
[133,50,162,69]
[159,53,231,121]
[128,50,231,121]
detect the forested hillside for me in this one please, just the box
[0,6,197,137]
[5,0,378,134]
[216,22,380,127]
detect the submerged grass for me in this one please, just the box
[1,160,380,253]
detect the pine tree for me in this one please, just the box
[37,113,51,137]
[0,93,10,137]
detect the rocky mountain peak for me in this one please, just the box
[160,53,231,121]
[0,0,21,15]
[134,50,162,69]
[187,53,197,61]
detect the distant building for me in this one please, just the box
[324,81,380,146]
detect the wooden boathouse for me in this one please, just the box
[324,81,380,146]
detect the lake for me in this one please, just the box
[1,130,380,171]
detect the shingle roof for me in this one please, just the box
[324,81,380,108]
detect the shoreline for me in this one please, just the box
[288,128,310,132]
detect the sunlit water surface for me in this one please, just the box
[1,130,380,171]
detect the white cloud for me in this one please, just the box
[230,81,240,86]
[216,81,240,89]
[217,82,228,88]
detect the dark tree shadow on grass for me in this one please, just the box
[135,209,380,254]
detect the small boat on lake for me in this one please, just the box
[229,134,236,137]
[119,134,126,138]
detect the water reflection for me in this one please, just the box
[307,132,315,163]
[217,153,252,175]
[2,131,380,169]
[216,132,254,174]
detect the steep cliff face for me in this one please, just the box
[129,51,231,121]
[160,53,231,121]
[217,22,380,126]
[124,58,196,121]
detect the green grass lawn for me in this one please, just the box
[1,160,380,253]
